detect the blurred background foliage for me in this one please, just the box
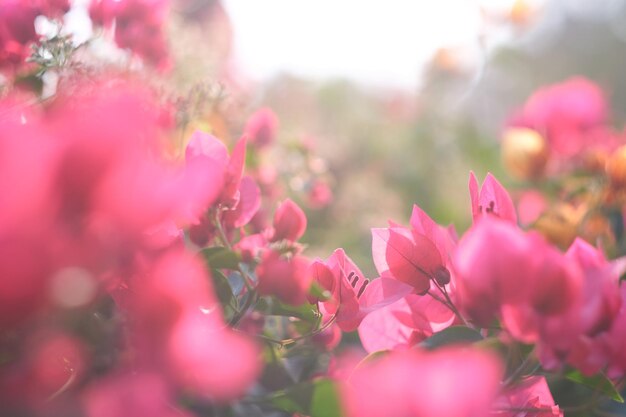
[168,0,626,276]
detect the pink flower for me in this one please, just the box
[89,0,171,68]
[454,218,582,329]
[256,250,312,305]
[495,376,562,417]
[185,131,260,232]
[310,249,412,332]
[361,205,458,351]
[307,180,333,209]
[271,198,307,242]
[244,107,278,149]
[83,372,192,417]
[545,239,623,374]
[358,292,456,353]
[222,176,261,229]
[372,226,443,294]
[469,171,517,224]
[0,0,39,69]
[167,314,261,401]
[131,250,261,401]
[510,77,608,158]
[341,347,503,417]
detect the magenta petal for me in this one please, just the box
[358,299,415,353]
[185,131,229,170]
[359,277,413,313]
[328,248,366,280]
[223,176,261,228]
[409,204,438,239]
[372,227,442,294]
[222,136,247,205]
[469,171,481,221]
[482,173,518,223]
[272,198,307,242]
[469,171,517,224]
[334,277,362,331]
[405,293,456,332]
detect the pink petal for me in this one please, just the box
[271,198,307,242]
[221,136,247,206]
[223,176,261,228]
[359,277,413,313]
[372,227,442,294]
[358,299,415,353]
[468,171,481,221]
[482,172,518,223]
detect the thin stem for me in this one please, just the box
[46,367,76,402]
[503,349,538,386]
[246,314,337,348]
[431,280,471,327]
[229,291,259,327]
[213,209,255,291]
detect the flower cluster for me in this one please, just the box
[0,81,260,415]
[0,0,70,71]
[3,4,626,417]
[89,0,171,68]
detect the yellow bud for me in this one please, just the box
[501,128,549,180]
[533,204,584,249]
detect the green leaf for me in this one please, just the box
[256,297,319,323]
[269,378,343,417]
[419,326,483,350]
[201,247,241,270]
[565,370,624,403]
[210,269,236,309]
[309,281,332,301]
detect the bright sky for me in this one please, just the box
[222,0,530,90]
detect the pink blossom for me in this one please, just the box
[244,107,279,149]
[510,77,608,158]
[0,0,39,69]
[495,376,562,417]
[83,372,191,417]
[167,313,261,401]
[131,250,261,401]
[310,249,412,332]
[341,347,503,417]
[372,226,443,294]
[256,250,312,305]
[454,218,582,330]
[89,0,171,68]
[469,171,517,224]
[361,205,458,350]
[358,292,457,352]
[307,180,333,209]
[271,198,307,242]
[222,176,262,229]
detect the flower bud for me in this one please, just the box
[533,204,583,249]
[433,266,451,286]
[244,108,278,149]
[256,250,312,305]
[271,199,307,242]
[501,128,549,180]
